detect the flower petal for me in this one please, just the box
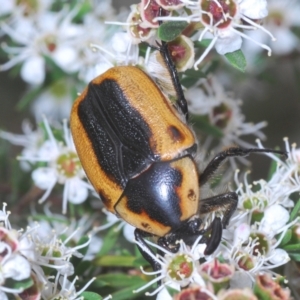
[3,255,31,281]
[20,55,45,85]
[215,29,242,55]
[260,204,289,235]
[67,179,88,204]
[52,45,79,73]
[32,167,57,190]
[238,0,268,19]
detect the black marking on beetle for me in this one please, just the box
[188,189,196,201]
[141,222,150,229]
[98,191,111,207]
[77,78,158,188]
[167,125,184,143]
[118,158,186,229]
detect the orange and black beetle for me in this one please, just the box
[70,41,286,271]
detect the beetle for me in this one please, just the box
[70,40,286,272]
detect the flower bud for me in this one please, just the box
[254,273,291,300]
[218,288,258,300]
[173,285,214,300]
[199,259,234,293]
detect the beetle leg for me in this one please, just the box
[158,217,222,255]
[203,217,223,255]
[134,229,161,273]
[199,147,287,186]
[159,41,189,121]
[157,8,189,121]
[199,192,238,228]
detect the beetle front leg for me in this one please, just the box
[197,193,238,255]
[199,192,238,228]
[203,217,222,255]
[134,229,161,273]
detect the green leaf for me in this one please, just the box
[278,229,292,247]
[81,291,103,300]
[166,286,178,297]
[194,39,212,48]
[267,157,278,181]
[77,235,90,256]
[73,1,92,22]
[43,55,67,82]
[95,273,146,288]
[133,255,149,267]
[289,199,300,222]
[16,86,43,111]
[181,69,206,88]
[288,253,300,262]
[283,243,300,251]
[97,225,122,256]
[94,255,137,267]
[158,21,189,42]
[110,283,152,300]
[224,50,247,72]
[32,214,68,224]
[190,115,223,138]
[6,277,34,290]
[70,235,90,268]
[204,60,220,75]
[74,260,91,276]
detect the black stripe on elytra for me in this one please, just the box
[119,158,185,229]
[78,78,157,187]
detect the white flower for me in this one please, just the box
[68,9,119,83]
[20,55,46,85]
[133,236,208,296]
[0,0,15,17]
[93,210,135,243]
[28,205,102,261]
[20,222,91,277]
[0,201,95,299]
[157,0,275,68]
[125,4,156,44]
[0,254,31,297]
[244,0,300,57]
[88,30,140,82]
[30,80,73,122]
[1,254,31,281]
[41,273,96,300]
[186,77,267,152]
[0,120,44,171]
[217,166,299,286]
[257,138,300,199]
[0,7,83,85]
[259,204,289,234]
[18,117,93,213]
[0,203,11,230]
[0,210,32,298]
